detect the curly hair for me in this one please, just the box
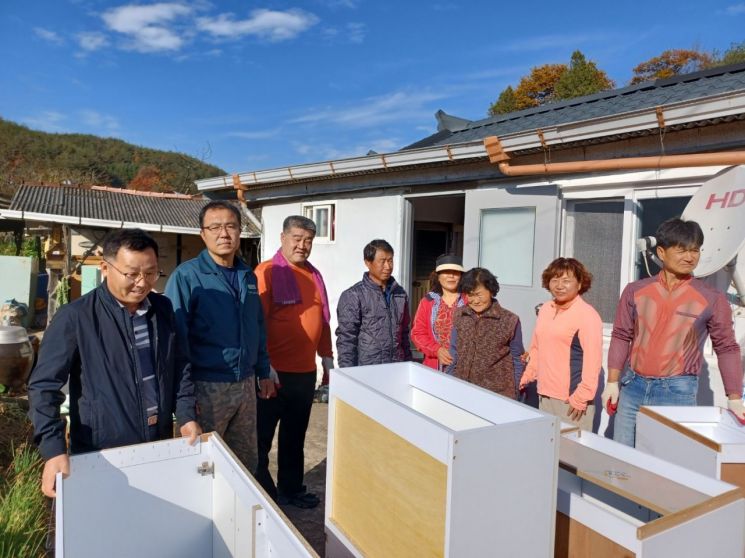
[541,258,592,294]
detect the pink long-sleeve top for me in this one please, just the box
[523,295,603,411]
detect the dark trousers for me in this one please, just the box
[255,370,316,499]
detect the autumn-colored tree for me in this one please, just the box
[554,51,614,100]
[513,63,567,109]
[630,49,714,84]
[128,165,163,191]
[488,85,518,116]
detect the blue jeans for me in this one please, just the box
[613,369,698,447]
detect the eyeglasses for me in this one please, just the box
[548,277,577,287]
[105,260,160,284]
[202,223,240,234]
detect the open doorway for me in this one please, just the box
[407,194,465,320]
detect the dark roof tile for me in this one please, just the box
[404,63,745,149]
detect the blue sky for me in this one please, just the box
[2,1,745,175]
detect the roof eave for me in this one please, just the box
[196,89,745,193]
[0,209,214,236]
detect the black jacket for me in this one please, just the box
[28,282,196,460]
[336,273,412,368]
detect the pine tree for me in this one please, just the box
[554,51,614,100]
[488,86,518,116]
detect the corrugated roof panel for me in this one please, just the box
[7,185,261,237]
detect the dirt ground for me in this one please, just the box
[266,401,328,556]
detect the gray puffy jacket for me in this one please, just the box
[336,273,412,368]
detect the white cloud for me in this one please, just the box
[80,110,120,134]
[323,0,359,8]
[292,138,400,161]
[346,22,365,43]
[290,90,448,129]
[20,109,120,136]
[77,32,109,52]
[226,128,281,140]
[102,2,192,52]
[197,9,318,42]
[726,3,745,13]
[34,27,64,44]
[21,111,68,133]
[500,32,610,53]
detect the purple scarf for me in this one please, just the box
[271,249,330,324]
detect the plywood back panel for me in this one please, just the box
[554,512,635,558]
[721,463,745,489]
[330,399,447,558]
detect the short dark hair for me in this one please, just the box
[199,200,241,228]
[363,239,394,262]
[655,218,704,249]
[541,258,592,294]
[283,215,316,234]
[101,228,159,259]
[458,267,499,297]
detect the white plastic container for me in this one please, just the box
[56,433,317,558]
[325,361,559,558]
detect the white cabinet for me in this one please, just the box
[56,434,317,558]
[557,428,745,557]
[325,362,559,558]
[636,405,745,488]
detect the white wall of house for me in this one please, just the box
[260,194,405,363]
[255,164,744,439]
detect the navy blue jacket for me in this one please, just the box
[164,250,270,382]
[336,273,412,368]
[28,283,197,460]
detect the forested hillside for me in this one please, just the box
[0,118,225,197]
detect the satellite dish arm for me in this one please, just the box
[728,259,745,306]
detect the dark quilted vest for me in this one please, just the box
[453,301,518,398]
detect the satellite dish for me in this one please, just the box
[681,165,745,278]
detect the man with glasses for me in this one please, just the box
[29,228,201,499]
[165,200,274,472]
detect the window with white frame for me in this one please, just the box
[303,203,335,242]
[479,207,535,287]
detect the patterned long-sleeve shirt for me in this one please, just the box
[608,273,742,395]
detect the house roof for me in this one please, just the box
[196,62,745,193]
[405,62,745,149]
[1,184,261,237]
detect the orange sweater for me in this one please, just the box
[254,260,333,372]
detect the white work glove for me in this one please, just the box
[321,357,334,386]
[601,382,619,409]
[269,365,280,386]
[727,398,745,421]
